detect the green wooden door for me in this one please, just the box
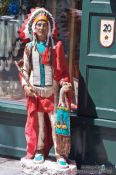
[78,0,116,120]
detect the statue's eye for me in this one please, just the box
[36,23,42,27]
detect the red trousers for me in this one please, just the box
[24,95,54,159]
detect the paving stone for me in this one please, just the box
[0,157,10,164]
[0,166,21,175]
[1,159,21,169]
[0,157,23,175]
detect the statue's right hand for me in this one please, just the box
[24,85,35,97]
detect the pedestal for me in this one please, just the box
[20,157,77,175]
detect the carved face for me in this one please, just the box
[35,20,49,41]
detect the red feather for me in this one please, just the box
[41,47,49,64]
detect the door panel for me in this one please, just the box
[78,0,116,120]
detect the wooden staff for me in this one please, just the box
[14,60,37,97]
[69,1,77,82]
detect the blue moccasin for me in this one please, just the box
[33,153,44,164]
[57,157,69,169]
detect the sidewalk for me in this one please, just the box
[0,156,24,175]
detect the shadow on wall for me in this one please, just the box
[69,72,114,169]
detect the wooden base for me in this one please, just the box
[20,157,77,175]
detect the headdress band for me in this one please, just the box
[34,15,48,24]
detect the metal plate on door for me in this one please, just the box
[100,19,115,48]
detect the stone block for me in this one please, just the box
[20,157,77,175]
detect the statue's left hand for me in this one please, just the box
[61,82,72,93]
[58,83,72,107]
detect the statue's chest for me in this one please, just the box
[31,48,53,87]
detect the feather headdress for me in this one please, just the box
[19,8,59,65]
[19,7,56,44]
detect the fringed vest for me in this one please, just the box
[29,42,53,87]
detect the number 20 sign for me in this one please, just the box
[100,19,115,47]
